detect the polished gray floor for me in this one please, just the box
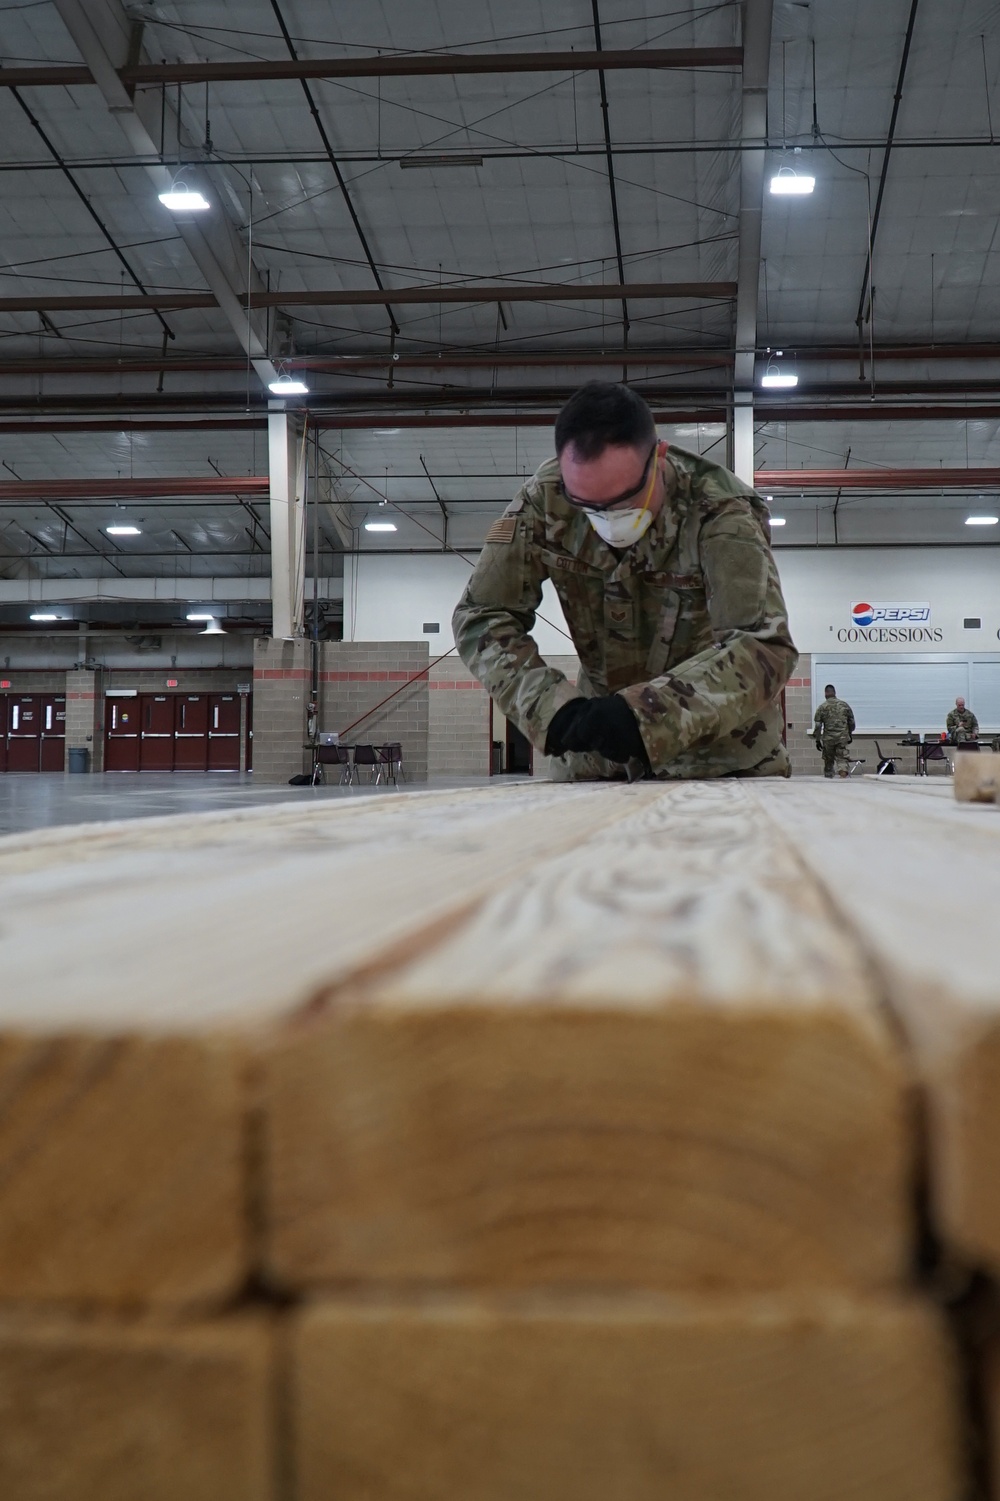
[0,771,496,836]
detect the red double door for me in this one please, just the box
[0,694,66,772]
[106,693,242,772]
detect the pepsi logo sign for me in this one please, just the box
[850,601,930,625]
[839,601,941,642]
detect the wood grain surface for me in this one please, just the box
[265,783,910,1292]
[752,780,1000,1278]
[0,1311,273,1501]
[0,785,648,1305]
[293,1291,960,1501]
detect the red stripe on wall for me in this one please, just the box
[786,678,812,688]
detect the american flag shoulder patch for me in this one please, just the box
[486,517,518,545]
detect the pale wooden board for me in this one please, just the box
[750,780,1000,1276]
[955,751,1000,803]
[293,1291,961,1501]
[0,1311,273,1501]
[265,782,910,1292]
[0,784,653,1305]
[0,783,652,1031]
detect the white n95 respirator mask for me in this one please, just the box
[584,441,660,548]
[585,504,655,548]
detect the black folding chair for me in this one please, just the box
[312,743,353,786]
[874,741,899,776]
[352,743,380,784]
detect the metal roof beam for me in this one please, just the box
[0,281,735,314]
[0,49,742,89]
[52,0,278,387]
[0,577,344,603]
[0,477,268,500]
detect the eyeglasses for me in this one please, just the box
[558,441,658,511]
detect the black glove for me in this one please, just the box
[545,695,648,764]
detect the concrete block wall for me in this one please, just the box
[64,668,101,772]
[782,660,815,777]
[0,670,66,693]
[252,638,311,784]
[429,656,489,778]
[320,642,430,783]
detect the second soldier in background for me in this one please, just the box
[813,684,856,779]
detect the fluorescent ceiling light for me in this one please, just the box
[158,185,210,212]
[365,521,398,533]
[105,524,140,536]
[769,170,815,195]
[760,371,798,388]
[965,515,999,525]
[769,517,787,526]
[186,612,216,621]
[268,376,309,395]
[400,154,484,168]
[200,618,226,635]
[373,428,401,435]
[29,613,59,621]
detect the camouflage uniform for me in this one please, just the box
[452,444,797,780]
[946,707,979,742]
[812,697,855,778]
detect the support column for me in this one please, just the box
[731,0,773,491]
[268,411,306,641]
[63,667,100,772]
[251,637,311,784]
[732,399,755,489]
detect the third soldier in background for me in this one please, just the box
[813,683,856,779]
[945,696,979,743]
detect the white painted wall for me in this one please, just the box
[777,547,1000,653]
[344,546,999,660]
[343,553,573,655]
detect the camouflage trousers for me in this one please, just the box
[548,739,792,782]
[819,737,851,778]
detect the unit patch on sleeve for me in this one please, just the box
[485,517,518,545]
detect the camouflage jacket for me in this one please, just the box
[813,697,855,742]
[946,707,979,739]
[452,444,798,778]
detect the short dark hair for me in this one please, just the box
[554,381,656,461]
[824,684,836,694]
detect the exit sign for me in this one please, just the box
[0,680,9,689]
[166,678,178,687]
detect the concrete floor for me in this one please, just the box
[0,772,497,836]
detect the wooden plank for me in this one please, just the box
[751,780,1000,1277]
[293,1292,961,1501]
[264,782,910,1292]
[954,750,1000,803]
[0,1311,273,1501]
[0,785,648,1305]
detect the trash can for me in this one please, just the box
[68,746,90,774]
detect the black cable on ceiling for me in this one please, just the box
[855,0,920,331]
[266,0,399,337]
[6,89,176,345]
